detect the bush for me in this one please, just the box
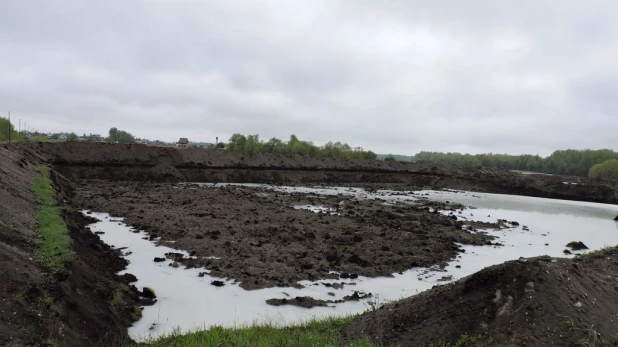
[226,134,377,159]
[589,159,618,180]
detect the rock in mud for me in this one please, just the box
[138,297,157,306]
[343,291,372,301]
[211,280,225,287]
[153,257,165,262]
[266,296,330,308]
[94,231,105,235]
[141,287,156,298]
[566,241,589,250]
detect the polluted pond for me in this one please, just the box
[84,186,618,341]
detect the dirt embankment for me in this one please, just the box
[340,247,618,346]
[0,145,141,346]
[73,180,498,290]
[7,142,618,204]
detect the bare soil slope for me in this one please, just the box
[0,145,140,346]
[341,248,618,346]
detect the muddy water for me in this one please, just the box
[85,186,618,341]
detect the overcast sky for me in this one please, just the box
[1,1,617,156]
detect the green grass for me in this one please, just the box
[430,322,492,347]
[30,165,72,272]
[574,246,614,260]
[110,290,124,315]
[135,316,377,347]
[12,290,25,303]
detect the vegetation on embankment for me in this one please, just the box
[30,165,72,272]
[414,149,618,177]
[226,133,377,159]
[589,159,618,180]
[136,316,377,347]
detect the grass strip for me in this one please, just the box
[137,315,377,347]
[30,165,72,272]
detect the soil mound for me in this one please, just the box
[340,248,618,346]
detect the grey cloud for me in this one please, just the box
[1,0,617,155]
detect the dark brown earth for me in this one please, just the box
[2,141,618,346]
[7,141,618,204]
[340,247,618,346]
[0,145,142,346]
[71,180,499,290]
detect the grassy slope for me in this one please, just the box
[137,316,377,347]
[30,165,72,272]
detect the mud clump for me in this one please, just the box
[73,180,498,290]
[266,291,373,308]
[266,296,330,308]
[566,241,589,250]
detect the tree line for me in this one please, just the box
[0,117,25,141]
[413,149,618,178]
[226,134,377,159]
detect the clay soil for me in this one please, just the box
[72,180,500,290]
[341,247,618,346]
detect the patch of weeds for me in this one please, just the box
[13,290,25,303]
[579,324,600,347]
[43,339,59,347]
[559,315,575,329]
[574,246,614,260]
[37,293,58,313]
[30,165,73,272]
[431,322,492,347]
[20,323,36,336]
[109,290,124,315]
[130,305,143,321]
[132,315,378,347]
[120,283,129,292]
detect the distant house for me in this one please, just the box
[58,134,68,142]
[177,138,189,148]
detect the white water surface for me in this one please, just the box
[85,186,618,341]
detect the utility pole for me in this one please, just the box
[18,119,21,140]
[8,111,11,142]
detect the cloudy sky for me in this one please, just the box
[1,1,617,155]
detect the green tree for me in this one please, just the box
[67,133,79,141]
[107,127,136,144]
[0,116,22,141]
[589,159,618,180]
[384,154,396,162]
[224,133,377,159]
[228,134,247,151]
